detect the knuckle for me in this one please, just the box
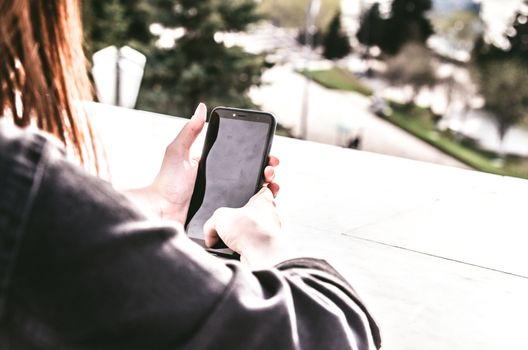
[166,142,183,157]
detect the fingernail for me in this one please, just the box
[191,103,206,121]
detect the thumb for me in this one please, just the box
[203,207,237,248]
[168,103,206,159]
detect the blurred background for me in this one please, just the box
[83,0,528,179]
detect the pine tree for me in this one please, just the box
[382,0,434,55]
[356,3,384,49]
[391,0,432,18]
[82,0,130,54]
[357,0,434,56]
[82,0,267,116]
[82,0,154,55]
[322,11,351,60]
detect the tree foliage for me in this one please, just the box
[322,11,351,60]
[82,0,268,116]
[471,1,528,140]
[296,28,324,48]
[385,43,437,103]
[356,0,434,56]
[356,3,384,49]
[477,60,528,140]
[506,1,528,63]
[473,1,528,65]
[82,0,153,55]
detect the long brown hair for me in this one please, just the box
[0,0,99,172]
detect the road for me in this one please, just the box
[250,65,469,169]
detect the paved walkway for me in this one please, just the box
[250,65,469,169]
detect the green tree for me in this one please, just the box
[82,0,153,55]
[471,0,528,148]
[471,34,507,66]
[477,60,528,147]
[296,28,324,48]
[83,0,267,116]
[357,0,434,56]
[322,11,351,60]
[356,3,384,49]
[383,0,434,55]
[385,43,437,104]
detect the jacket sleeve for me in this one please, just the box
[4,130,381,350]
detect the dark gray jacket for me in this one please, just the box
[0,124,381,350]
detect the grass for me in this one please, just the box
[386,103,528,179]
[301,68,528,180]
[299,68,374,96]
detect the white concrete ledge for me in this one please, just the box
[88,103,528,350]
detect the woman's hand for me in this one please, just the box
[125,103,280,224]
[148,103,207,223]
[203,188,294,269]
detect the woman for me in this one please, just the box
[0,1,381,349]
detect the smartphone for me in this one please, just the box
[185,107,276,258]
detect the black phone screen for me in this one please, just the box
[185,108,275,250]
